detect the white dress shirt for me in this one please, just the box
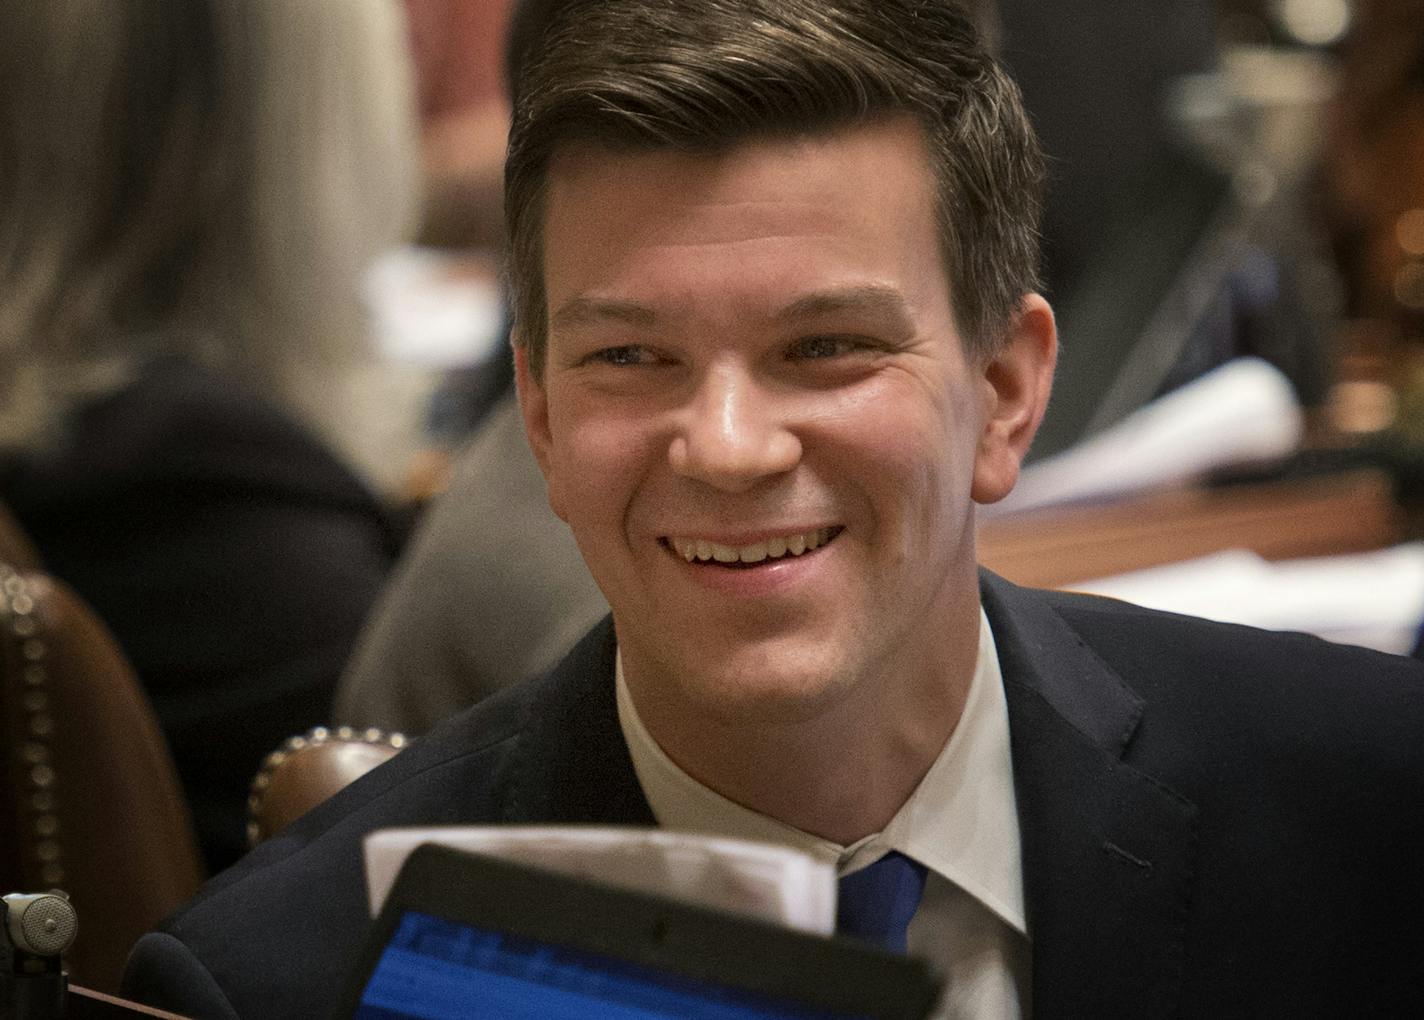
[616,609,1031,1019]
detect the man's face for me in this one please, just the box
[519,118,1044,734]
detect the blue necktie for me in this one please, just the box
[835,850,928,953]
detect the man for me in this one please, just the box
[123,1,1424,1017]
[337,0,1228,739]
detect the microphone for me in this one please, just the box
[3,893,78,959]
[1,891,76,1020]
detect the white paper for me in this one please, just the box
[1071,543,1424,655]
[990,357,1303,517]
[363,246,505,368]
[363,826,837,935]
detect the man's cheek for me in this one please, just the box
[547,442,609,523]
[543,457,575,523]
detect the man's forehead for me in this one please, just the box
[540,118,939,255]
[544,120,929,237]
[536,117,952,341]
[543,115,934,199]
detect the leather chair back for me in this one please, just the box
[247,726,406,846]
[0,563,204,994]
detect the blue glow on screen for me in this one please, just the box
[354,911,868,1020]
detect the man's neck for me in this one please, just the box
[621,602,981,844]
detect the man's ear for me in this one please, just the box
[514,344,568,521]
[971,293,1057,505]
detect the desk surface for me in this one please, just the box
[978,468,1401,589]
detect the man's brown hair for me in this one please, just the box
[505,0,1044,375]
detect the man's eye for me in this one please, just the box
[588,345,653,366]
[788,335,866,360]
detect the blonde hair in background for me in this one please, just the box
[245,0,427,490]
[0,0,422,488]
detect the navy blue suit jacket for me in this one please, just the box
[122,572,1424,1018]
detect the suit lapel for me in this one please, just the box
[501,617,656,827]
[981,572,1198,1019]
[492,582,1198,1014]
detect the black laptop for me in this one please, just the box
[334,842,942,1019]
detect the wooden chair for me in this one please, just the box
[0,563,204,994]
[246,726,406,847]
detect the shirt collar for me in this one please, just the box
[616,608,1026,935]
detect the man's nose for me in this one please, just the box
[667,365,801,491]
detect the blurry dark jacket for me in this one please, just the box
[0,356,402,872]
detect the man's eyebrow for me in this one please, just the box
[550,286,914,332]
[772,285,914,324]
[550,297,657,332]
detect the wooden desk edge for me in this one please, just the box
[69,985,194,1020]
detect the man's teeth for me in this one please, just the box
[671,528,835,564]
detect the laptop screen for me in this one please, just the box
[337,843,941,1020]
[355,910,870,1019]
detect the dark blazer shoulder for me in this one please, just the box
[123,682,540,1019]
[122,618,648,1020]
[984,571,1424,794]
[1028,579,1422,714]
[980,570,1424,1015]
[986,568,1424,697]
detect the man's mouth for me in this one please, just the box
[663,527,842,566]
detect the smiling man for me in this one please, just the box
[124,2,1424,1017]
[522,118,1051,850]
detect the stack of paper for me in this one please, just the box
[991,358,1303,517]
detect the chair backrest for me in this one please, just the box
[0,563,204,994]
[247,726,406,847]
[0,500,42,572]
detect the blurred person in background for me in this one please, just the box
[0,0,422,871]
[1320,0,1424,340]
[334,0,628,736]
[394,0,522,459]
[404,0,517,251]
